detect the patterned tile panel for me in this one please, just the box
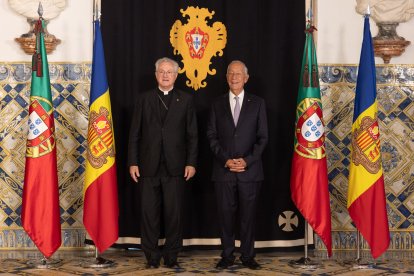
[1,63,414,253]
[0,63,90,249]
[316,64,414,253]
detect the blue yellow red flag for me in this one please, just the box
[83,20,119,253]
[347,15,390,259]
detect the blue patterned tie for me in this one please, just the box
[233,96,240,125]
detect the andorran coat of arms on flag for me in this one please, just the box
[170,6,227,90]
[86,107,115,169]
[351,116,382,174]
[294,98,326,159]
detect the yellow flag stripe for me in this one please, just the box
[347,102,383,207]
[83,90,115,195]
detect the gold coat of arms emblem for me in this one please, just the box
[170,6,227,90]
[351,116,382,174]
[86,107,115,169]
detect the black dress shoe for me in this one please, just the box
[165,260,181,269]
[216,258,234,269]
[145,260,160,269]
[240,258,260,270]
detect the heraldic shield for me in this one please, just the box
[351,116,382,174]
[86,106,115,169]
[170,6,227,90]
[294,98,326,160]
[26,98,56,158]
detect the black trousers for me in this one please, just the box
[215,180,261,261]
[140,175,185,262]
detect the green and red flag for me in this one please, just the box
[22,17,62,258]
[83,20,119,253]
[290,23,332,256]
[347,15,389,259]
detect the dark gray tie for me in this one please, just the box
[233,96,240,125]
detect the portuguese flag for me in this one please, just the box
[290,23,332,256]
[21,17,62,258]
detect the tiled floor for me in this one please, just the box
[1,249,414,275]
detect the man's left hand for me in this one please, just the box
[229,158,246,172]
[184,166,196,181]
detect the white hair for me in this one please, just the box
[155,57,179,72]
[227,60,249,75]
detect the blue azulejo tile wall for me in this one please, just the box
[315,64,414,253]
[0,63,413,252]
[0,63,90,249]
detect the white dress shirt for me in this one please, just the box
[229,90,245,118]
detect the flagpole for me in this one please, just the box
[304,222,308,259]
[356,230,361,261]
[341,230,375,268]
[289,222,321,269]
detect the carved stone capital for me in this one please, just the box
[15,18,61,55]
[373,22,411,63]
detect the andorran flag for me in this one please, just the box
[347,15,390,259]
[83,20,119,253]
[22,17,62,258]
[290,23,332,257]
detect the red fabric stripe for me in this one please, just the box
[83,165,119,253]
[89,131,98,141]
[290,153,332,256]
[22,152,61,258]
[101,134,112,144]
[348,176,390,258]
[357,134,371,150]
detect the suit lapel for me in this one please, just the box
[236,92,250,128]
[223,94,235,127]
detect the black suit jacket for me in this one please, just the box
[128,88,198,176]
[207,92,268,182]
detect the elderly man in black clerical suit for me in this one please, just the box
[128,57,198,269]
[207,60,268,270]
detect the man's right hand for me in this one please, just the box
[225,159,245,172]
[129,165,140,183]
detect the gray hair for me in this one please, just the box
[227,60,249,75]
[155,57,179,72]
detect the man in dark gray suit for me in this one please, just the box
[128,57,198,269]
[207,60,268,270]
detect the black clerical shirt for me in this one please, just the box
[157,88,173,175]
[157,88,173,124]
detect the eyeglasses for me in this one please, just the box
[156,70,176,76]
[227,72,243,77]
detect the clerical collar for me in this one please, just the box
[158,87,173,95]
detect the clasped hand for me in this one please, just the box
[225,158,246,172]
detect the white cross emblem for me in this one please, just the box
[278,211,299,232]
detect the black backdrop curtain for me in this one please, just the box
[101,0,306,249]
